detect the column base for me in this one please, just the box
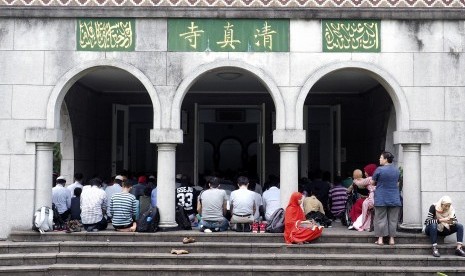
[158,222,179,232]
[398,223,423,233]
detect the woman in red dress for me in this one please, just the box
[284,192,324,244]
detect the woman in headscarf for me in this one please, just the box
[425,196,465,257]
[352,164,377,231]
[284,192,323,244]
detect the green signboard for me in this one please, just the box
[168,19,289,52]
[323,20,380,52]
[77,18,135,51]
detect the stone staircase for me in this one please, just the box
[1,223,464,275]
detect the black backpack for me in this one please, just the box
[136,207,160,232]
[266,208,285,233]
[175,204,192,230]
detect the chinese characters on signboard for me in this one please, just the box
[168,19,289,52]
[77,19,135,51]
[323,20,380,52]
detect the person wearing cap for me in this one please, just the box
[67,173,84,198]
[80,178,108,232]
[52,176,72,222]
[131,175,147,200]
[105,175,124,219]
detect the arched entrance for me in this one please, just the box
[297,62,410,180]
[172,61,284,189]
[46,60,161,182]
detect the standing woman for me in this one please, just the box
[372,152,401,245]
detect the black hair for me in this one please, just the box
[237,176,249,186]
[74,172,83,181]
[208,176,220,188]
[56,179,66,185]
[114,179,123,185]
[89,178,103,187]
[74,187,82,197]
[381,151,394,163]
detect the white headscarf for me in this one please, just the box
[434,196,455,231]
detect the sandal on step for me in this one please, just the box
[182,237,196,244]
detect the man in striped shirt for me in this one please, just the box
[110,181,138,232]
[328,176,347,220]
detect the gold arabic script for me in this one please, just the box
[324,22,379,51]
[79,20,133,50]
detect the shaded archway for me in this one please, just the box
[174,61,282,185]
[297,61,410,178]
[46,60,161,180]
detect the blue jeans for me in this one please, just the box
[200,217,229,232]
[425,223,464,245]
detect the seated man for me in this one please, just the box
[303,190,332,228]
[262,182,281,221]
[197,177,229,232]
[80,178,108,232]
[230,176,257,232]
[110,181,138,232]
[176,177,199,226]
[52,175,71,223]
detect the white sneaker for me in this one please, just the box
[348,225,354,230]
[204,229,212,233]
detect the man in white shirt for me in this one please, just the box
[262,182,281,221]
[52,176,71,221]
[230,176,256,231]
[80,178,108,232]
[67,172,84,197]
[105,175,123,218]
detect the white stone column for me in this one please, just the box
[156,143,178,229]
[35,143,54,211]
[399,143,422,232]
[279,144,300,208]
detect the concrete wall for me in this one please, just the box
[0,17,464,238]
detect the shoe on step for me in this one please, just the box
[432,246,440,257]
[455,247,465,257]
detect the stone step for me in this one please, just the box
[9,230,433,244]
[1,252,464,267]
[2,240,460,256]
[56,241,461,255]
[56,252,465,267]
[1,264,463,276]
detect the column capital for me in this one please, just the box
[279,143,300,152]
[25,128,62,143]
[402,143,421,152]
[35,142,55,151]
[150,129,183,144]
[157,143,177,151]
[273,129,306,144]
[393,129,431,145]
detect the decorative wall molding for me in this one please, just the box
[1,0,464,8]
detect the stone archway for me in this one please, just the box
[171,59,285,131]
[296,61,410,132]
[46,59,162,130]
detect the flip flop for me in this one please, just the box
[171,249,189,255]
[182,237,196,244]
